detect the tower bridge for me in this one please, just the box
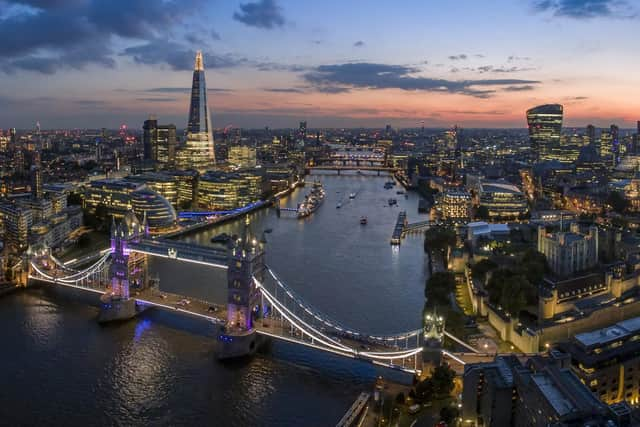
[26,212,482,374]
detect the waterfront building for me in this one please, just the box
[143,116,176,168]
[197,171,262,211]
[478,180,528,219]
[526,104,563,162]
[125,172,179,208]
[83,179,145,217]
[537,223,598,278]
[438,190,471,223]
[462,353,625,427]
[183,51,215,171]
[165,169,199,209]
[228,145,257,169]
[0,200,32,251]
[130,188,177,233]
[28,206,83,248]
[557,316,640,406]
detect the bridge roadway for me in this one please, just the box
[308,165,397,172]
[128,238,229,268]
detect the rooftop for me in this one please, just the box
[575,315,640,348]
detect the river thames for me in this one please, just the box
[0,172,429,426]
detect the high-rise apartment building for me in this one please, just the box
[184,51,215,171]
[526,104,563,162]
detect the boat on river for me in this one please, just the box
[297,181,325,218]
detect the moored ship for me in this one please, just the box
[297,181,325,218]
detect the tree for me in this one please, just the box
[431,365,455,397]
[471,259,498,283]
[77,234,91,248]
[425,272,455,307]
[475,205,490,220]
[415,378,435,402]
[395,392,405,405]
[607,191,630,214]
[440,406,460,425]
[424,226,456,254]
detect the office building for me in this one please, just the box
[462,353,622,427]
[143,116,177,167]
[130,188,177,233]
[0,201,33,251]
[197,171,263,211]
[557,316,640,406]
[228,145,257,169]
[183,51,215,171]
[438,190,471,223]
[526,104,563,162]
[83,179,145,217]
[601,130,613,166]
[587,124,596,147]
[125,172,179,208]
[478,181,529,219]
[537,223,598,278]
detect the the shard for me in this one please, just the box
[184,51,215,171]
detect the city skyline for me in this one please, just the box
[1,0,640,129]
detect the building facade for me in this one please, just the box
[537,223,598,278]
[183,51,215,171]
[527,104,563,162]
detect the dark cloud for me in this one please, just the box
[263,87,307,93]
[121,40,247,71]
[448,54,468,60]
[142,87,233,93]
[476,65,535,73]
[255,62,307,72]
[508,55,532,61]
[354,40,365,47]
[533,0,636,18]
[303,62,541,98]
[233,0,286,29]
[0,0,208,74]
[135,98,178,103]
[502,85,537,91]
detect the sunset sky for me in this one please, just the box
[1,0,639,130]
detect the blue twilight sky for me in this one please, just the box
[0,0,639,130]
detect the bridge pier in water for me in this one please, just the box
[98,214,149,323]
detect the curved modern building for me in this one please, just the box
[130,188,178,233]
[526,104,563,162]
[184,51,215,171]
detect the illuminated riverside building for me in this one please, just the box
[83,179,144,217]
[0,201,32,251]
[438,190,471,223]
[478,181,528,219]
[557,316,640,407]
[165,170,199,209]
[125,173,179,207]
[183,51,215,171]
[527,104,563,162]
[130,188,177,233]
[197,171,263,211]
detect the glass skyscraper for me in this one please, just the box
[526,104,563,162]
[184,51,215,171]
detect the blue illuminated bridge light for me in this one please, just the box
[178,201,264,219]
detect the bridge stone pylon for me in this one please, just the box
[218,217,266,359]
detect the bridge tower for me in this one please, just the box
[422,309,445,371]
[98,213,145,323]
[218,217,266,359]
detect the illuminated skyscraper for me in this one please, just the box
[611,124,620,165]
[526,104,563,162]
[184,51,215,171]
